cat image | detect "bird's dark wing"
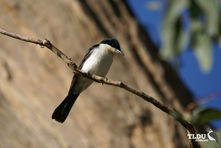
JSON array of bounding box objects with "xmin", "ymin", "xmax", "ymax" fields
[{"xmin": 79, "ymin": 44, "xmax": 99, "ymax": 69}]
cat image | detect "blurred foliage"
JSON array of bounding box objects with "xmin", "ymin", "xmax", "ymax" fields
[
  {"xmin": 191, "ymin": 107, "xmax": 221, "ymax": 125},
  {"xmin": 161, "ymin": 0, "xmax": 220, "ymax": 73},
  {"xmin": 183, "ymin": 106, "xmax": 221, "ymax": 126},
  {"xmin": 182, "ymin": 106, "xmax": 221, "ymax": 147},
  {"xmin": 146, "ymin": 1, "xmax": 162, "ymax": 10}
]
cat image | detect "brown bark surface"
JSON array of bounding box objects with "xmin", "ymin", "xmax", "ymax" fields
[{"xmin": 0, "ymin": 0, "xmax": 193, "ymax": 147}]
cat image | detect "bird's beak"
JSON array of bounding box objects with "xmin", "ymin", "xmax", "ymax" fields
[{"xmin": 115, "ymin": 49, "xmax": 124, "ymax": 56}]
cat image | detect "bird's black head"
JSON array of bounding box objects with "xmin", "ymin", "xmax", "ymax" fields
[{"xmin": 100, "ymin": 38, "xmax": 123, "ymax": 55}]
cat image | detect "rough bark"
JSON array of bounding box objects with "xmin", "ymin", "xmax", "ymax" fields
[{"xmin": 0, "ymin": 0, "xmax": 194, "ymax": 148}]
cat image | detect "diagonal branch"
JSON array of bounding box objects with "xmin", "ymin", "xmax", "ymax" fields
[{"xmin": 0, "ymin": 27, "xmax": 200, "ymax": 148}]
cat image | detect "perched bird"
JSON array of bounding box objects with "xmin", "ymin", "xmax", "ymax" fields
[{"xmin": 52, "ymin": 38, "xmax": 124, "ymax": 123}]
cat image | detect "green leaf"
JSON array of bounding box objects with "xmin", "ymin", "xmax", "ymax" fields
[
  {"xmin": 175, "ymin": 19, "xmax": 188, "ymax": 55},
  {"xmin": 190, "ymin": 18, "xmax": 203, "ymax": 37},
  {"xmin": 189, "ymin": 0, "xmax": 202, "ymax": 19},
  {"xmin": 193, "ymin": 32, "xmax": 212, "ymax": 73},
  {"xmin": 189, "ymin": 0, "xmax": 218, "ymax": 73},
  {"xmin": 160, "ymin": 0, "xmax": 188, "ymax": 59},
  {"xmin": 192, "ymin": 107, "xmax": 221, "ymax": 125},
  {"xmin": 195, "ymin": 0, "xmax": 219, "ymax": 37},
  {"xmin": 145, "ymin": 1, "xmax": 162, "ymax": 11}
]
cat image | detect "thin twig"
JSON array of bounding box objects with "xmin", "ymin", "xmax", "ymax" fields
[{"xmin": 0, "ymin": 27, "xmax": 200, "ymax": 148}]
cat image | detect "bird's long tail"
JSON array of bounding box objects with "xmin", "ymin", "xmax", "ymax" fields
[{"xmin": 52, "ymin": 93, "xmax": 79, "ymax": 123}]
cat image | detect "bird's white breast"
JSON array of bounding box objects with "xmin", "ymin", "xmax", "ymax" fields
[
  {"xmin": 81, "ymin": 44, "xmax": 113, "ymax": 77},
  {"xmin": 75, "ymin": 44, "xmax": 113, "ymax": 93}
]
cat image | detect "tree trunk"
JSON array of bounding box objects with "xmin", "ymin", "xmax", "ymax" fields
[{"xmin": 0, "ymin": 0, "xmax": 193, "ymax": 147}]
